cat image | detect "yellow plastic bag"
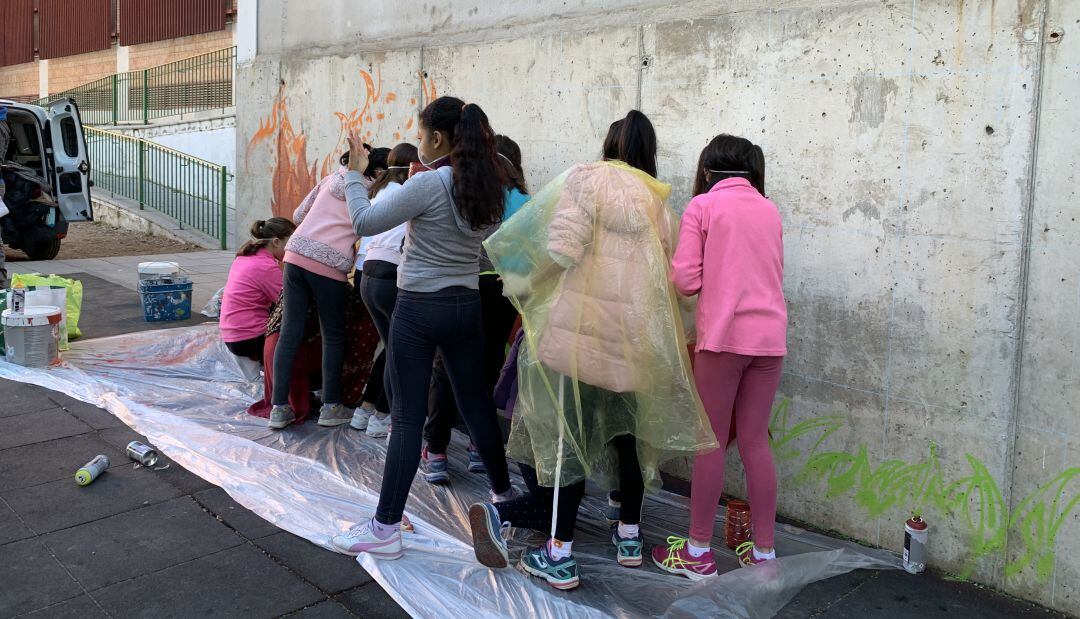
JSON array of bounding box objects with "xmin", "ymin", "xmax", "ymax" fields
[
  {"xmin": 12, "ymin": 274, "xmax": 83, "ymax": 339},
  {"xmin": 485, "ymin": 160, "xmax": 717, "ymax": 492}
]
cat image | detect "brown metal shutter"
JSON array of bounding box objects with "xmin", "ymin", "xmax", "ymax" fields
[
  {"xmin": 39, "ymin": 0, "xmax": 113, "ymax": 60},
  {"xmin": 0, "ymin": 0, "xmax": 36, "ymax": 67},
  {"xmin": 119, "ymin": 0, "xmax": 227, "ymax": 47}
]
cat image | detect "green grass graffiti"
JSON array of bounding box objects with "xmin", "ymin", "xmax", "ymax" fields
[{"xmin": 769, "ymin": 399, "xmax": 1080, "ymax": 581}]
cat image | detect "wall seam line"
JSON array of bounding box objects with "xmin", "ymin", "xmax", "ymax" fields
[{"xmin": 1002, "ymin": 0, "xmax": 1051, "ymax": 596}]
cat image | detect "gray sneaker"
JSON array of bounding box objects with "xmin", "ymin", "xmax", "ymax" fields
[
  {"xmin": 317, "ymin": 403, "xmax": 351, "ymax": 427},
  {"xmin": 269, "ymin": 405, "xmax": 296, "ymax": 430}
]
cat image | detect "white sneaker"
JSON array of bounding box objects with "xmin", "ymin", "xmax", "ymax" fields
[
  {"xmin": 350, "ymin": 405, "xmax": 374, "ymax": 431},
  {"xmin": 331, "ymin": 519, "xmax": 403, "ymax": 559},
  {"xmin": 366, "ymin": 413, "xmax": 391, "ymax": 438}
]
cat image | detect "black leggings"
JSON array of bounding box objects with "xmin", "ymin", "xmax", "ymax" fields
[
  {"xmin": 496, "ymin": 434, "xmax": 644, "ymax": 541},
  {"xmin": 272, "ymin": 264, "xmax": 347, "ymax": 405},
  {"xmin": 225, "ymin": 335, "xmax": 264, "ymax": 363},
  {"xmin": 375, "ymin": 287, "xmax": 511, "ymax": 524},
  {"xmin": 424, "ymin": 274, "xmax": 518, "ymax": 453}
]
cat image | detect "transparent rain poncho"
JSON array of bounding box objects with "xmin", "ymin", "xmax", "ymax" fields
[{"xmin": 486, "ymin": 160, "xmax": 718, "ymax": 492}]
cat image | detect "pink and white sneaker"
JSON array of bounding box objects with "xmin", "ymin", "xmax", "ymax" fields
[
  {"xmin": 331, "ymin": 518, "xmax": 403, "ymax": 559},
  {"xmin": 650, "ymin": 536, "xmax": 718, "ymax": 581}
]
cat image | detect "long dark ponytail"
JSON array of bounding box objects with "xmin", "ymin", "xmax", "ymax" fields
[
  {"xmin": 419, "ymin": 96, "xmax": 506, "ymax": 229},
  {"xmin": 601, "ymin": 110, "xmax": 657, "ymax": 178}
]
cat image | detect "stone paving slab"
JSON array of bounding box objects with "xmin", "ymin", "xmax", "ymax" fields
[
  {"xmin": 42, "ymin": 496, "xmax": 244, "ymax": 591},
  {"xmin": 194, "ymin": 486, "xmax": 283, "ymax": 540},
  {"xmin": 253, "ymin": 531, "xmax": 375, "ymax": 595},
  {"xmin": 22, "ymin": 593, "xmax": 108, "ymax": 618},
  {"xmin": 334, "ymin": 582, "xmax": 412, "ymax": 619},
  {"xmin": 0, "ymin": 537, "xmax": 85, "ymax": 616},
  {"xmin": 0, "ymin": 433, "xmax": 127, "ymax": 492},
  {"xmin": 49, "ymin": 395, "xmax": 130, "ymax": 430},
  {"xmin": 0, "ymin": 408, "xmax": 94, "ymax": 450},
  {"xmin": 91, "ymin": 544, "xmax": 326, "ymax": 618},
  {"xmin": 0, "ymin": 500, "xmax": 35, "ymax": 545},
  {"xmin": 2, "ymin": 462, "xmax": 185, "ymax": 534},
  {"xmin": 1, "ymin": 384, "xmax": 62, "ymax": 417},
  {"xmin": 282, "ymin": 599, "xmax": 357, "ymax": 618}
]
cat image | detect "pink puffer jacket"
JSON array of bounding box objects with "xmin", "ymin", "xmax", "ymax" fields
[{"xmin": 537, "ymin": 162, "xmax": 676, "ymax": 393}]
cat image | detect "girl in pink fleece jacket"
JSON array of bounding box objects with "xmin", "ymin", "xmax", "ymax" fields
[
  {"xmin": 652, "ymin": 135, "xmax": 787, "ymax": 579},
  {"xmin": 269, "ymin": 165, "xmax": 370, "ymax": 430}
]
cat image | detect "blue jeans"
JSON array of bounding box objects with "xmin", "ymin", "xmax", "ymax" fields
[{"xmin": 375, "ymin": 286, "xmax": 511, "ymax": 524}]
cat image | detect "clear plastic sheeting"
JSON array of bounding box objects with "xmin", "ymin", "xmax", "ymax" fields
[{"xmin": 0, "ymin": 325, "xmax": 900, "ymax": 618}]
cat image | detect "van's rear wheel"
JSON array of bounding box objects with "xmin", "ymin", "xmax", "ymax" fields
[{"xmin": 25, "ymin": 238, "xmax": 61, "ymax": 261}]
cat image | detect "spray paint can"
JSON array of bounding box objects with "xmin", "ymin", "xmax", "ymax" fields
[
  {"xmin": 11, "ymin": 288, "xmax": 25, "ymax": 314},
  {"xmin": 903, "ymin": 516, "xmax": 929, "ymax": 574},
  {"xmin": 125, "ymin": 441, "xmax": 159, "ymax": 467},
  {"xmin": 75, "ymin": 455, "xmax": 110, "ymax": 486}
]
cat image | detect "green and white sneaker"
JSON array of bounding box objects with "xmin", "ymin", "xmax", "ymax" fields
[
  {"xmin": 520, "ymin": 543, "xmax": 580, "ymax": 590},
  {"xmin": 611, "ymin": 523, "xmax": 643, "ymax": 567}
]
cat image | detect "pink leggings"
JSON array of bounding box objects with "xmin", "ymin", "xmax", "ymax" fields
[{"xmin": 689, "ymin": 351, "xmax": 783, "ymax": 547}]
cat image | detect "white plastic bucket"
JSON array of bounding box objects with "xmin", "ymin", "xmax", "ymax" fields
[
  {"xmin": 2, "ymin": 306, "xmax": 62, "ymax": 367},
  {"xmin": 137, "ymin": 261, "xmax": 181, "ymax": 281}
]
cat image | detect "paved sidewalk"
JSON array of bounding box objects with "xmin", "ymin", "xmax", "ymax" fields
[
  {"xmin": 6, "ymin": 250, "xmax": 234, "ymax": 311},
  {"xmin": 0, "ymin": 253, "xmax": 1071, "ymax": 618}
]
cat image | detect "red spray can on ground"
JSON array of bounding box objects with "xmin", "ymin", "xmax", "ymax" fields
[{"xmin": 903, "ymin": 516, "xmax": 928, "ymax": 574}]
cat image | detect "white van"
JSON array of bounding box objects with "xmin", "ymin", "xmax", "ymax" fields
[{"xmin": 1, "ymin": 98, "xmax": 93, "ymax": 260}]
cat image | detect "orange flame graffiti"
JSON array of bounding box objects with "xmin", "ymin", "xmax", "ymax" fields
[{"xmin": 247, "ymin": 69, "xmax": 434, "ymax": 219}]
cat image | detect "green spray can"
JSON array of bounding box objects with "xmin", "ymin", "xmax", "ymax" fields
[{"xmin": 75, "ymin": 455, "xmax": 109, "ymax": 486}]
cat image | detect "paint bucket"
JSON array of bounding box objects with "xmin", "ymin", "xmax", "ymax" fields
[
  {"xmin": 138, "ymin": 277, "xmax": 193, "ymax": 322},
  {"xmin": 904, "ymin": 516, "xmax": 928, "ymax": 574},
  {"xmin": 2, "ymin": 306, "xmax": 62, "ymax": 367},
  {"xmin": 137, "ymin": 261, "xmax": 180, "ymax": 282},
  {"xmin": 725, "ymin": 499, "xmax": 753, "ymax": 550}
]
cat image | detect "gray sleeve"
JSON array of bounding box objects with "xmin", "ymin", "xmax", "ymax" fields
[{"xmin": 346, "ymin": 170, "xmax": 433, "ymax": 236}]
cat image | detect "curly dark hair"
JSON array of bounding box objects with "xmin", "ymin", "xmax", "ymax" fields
[{"xmin": 419, "ymin": 96, "xmax": 506, "ymax": 229}]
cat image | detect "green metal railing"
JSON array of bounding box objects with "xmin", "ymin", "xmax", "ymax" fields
[
  {"xmin": 35, "ymin": 47, "xmax": 235, "ymax": 126},
  {"xmin": 86, "ymin": 126, "xmax": 228, "ymax": 249}
]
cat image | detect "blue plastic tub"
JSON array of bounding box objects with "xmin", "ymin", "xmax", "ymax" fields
[{"xmin": 138, "ymin": 278, "xmax": 193, "ymax": 322}]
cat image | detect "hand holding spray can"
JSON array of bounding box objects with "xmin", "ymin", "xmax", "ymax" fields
[
  {"xmin": 75, "ymin": 455, "xmax": 109, "ymax": 486},
  {"xmin": 903, "ymin": 516, "xmax": 928, "ymax": 574}
]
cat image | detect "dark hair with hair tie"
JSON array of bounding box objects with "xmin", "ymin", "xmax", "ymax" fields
[
  {"xmin": 601, "ymin": 110, "xmax": 658, "ymax": 178},
  {"xmin": 368, "ymin": 143, "xmax": 420, "ymax": 199},
  {"xmin": 419, "ymin": 96, "xmax": 506, "ymax": 229},
  {"xmin": 692, "ymin": 134, "xmax": 765, "ymax": 196},
  {"xmin": 236, "ymin": 217, "xmax": 296, "ymax": 257}
]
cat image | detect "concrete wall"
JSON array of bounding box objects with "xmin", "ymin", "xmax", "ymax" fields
[{"xmin": 236, "ymin": 1, "xmax": 1080, "ymax": 613}]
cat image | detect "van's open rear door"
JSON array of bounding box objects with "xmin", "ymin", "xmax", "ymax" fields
[{"xmin": 47, "ymin": 99, "xmax": 93, "ymax": 221}]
